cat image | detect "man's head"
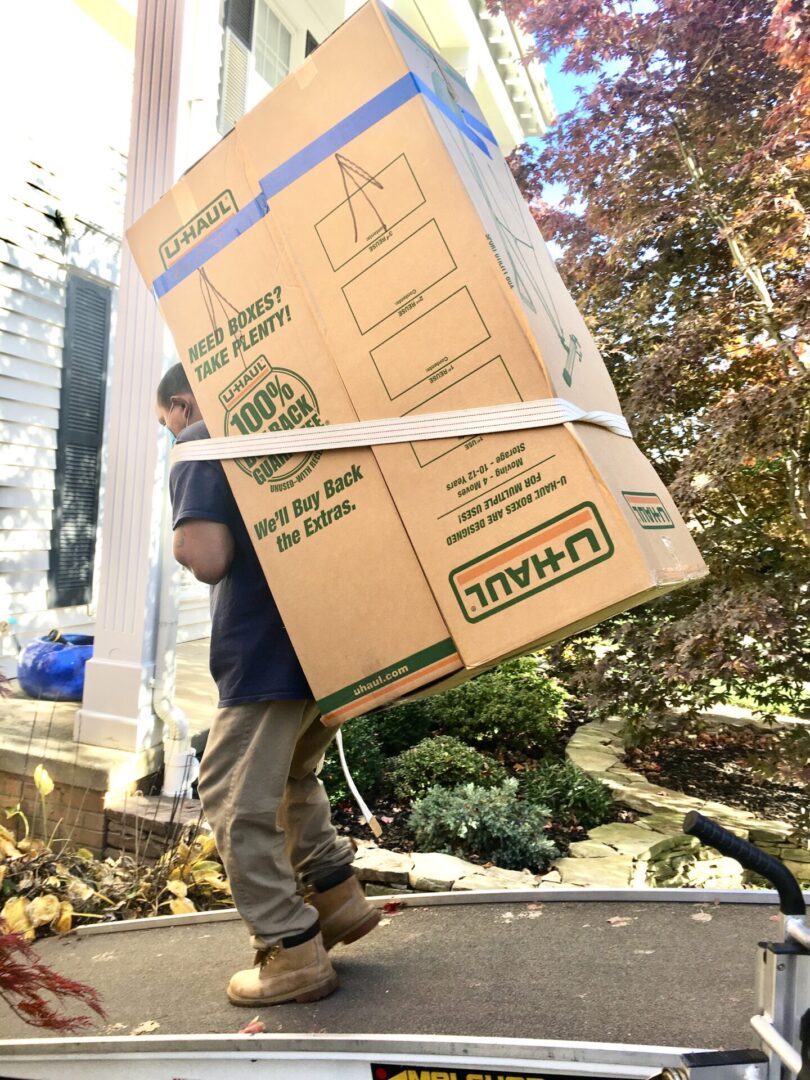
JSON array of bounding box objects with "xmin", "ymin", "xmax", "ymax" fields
[{"xmin": 156, "ymin": 363, "xmax": 202, "ymax": 438}]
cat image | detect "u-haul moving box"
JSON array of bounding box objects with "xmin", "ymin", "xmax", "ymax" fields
[{"xmin": 128, "ymin": 0, "xmax": 706, "ymax": 724}]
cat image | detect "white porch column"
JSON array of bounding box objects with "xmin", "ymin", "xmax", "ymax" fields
[{"xmin": 76, "ymin": 0, "xmax": 186, "ymax": 752}]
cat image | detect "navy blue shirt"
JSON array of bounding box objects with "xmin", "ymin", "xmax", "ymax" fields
[{"xmin": 170, "ymin": 421, "xmax": 311, "ymax": 707}]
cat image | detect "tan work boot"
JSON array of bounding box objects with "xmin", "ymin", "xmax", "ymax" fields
[
  {"xmin": 307, "ymin": 874, "xmax": 380, "ymax": 951},
  {"xmin": 227, "ymin": 931, "xmax": 338, "ymax": 1006}
]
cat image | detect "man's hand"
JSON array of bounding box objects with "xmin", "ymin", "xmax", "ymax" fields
[{"xmin": 173, "ymin": 520, "xmax": 235, "ymax": 585}]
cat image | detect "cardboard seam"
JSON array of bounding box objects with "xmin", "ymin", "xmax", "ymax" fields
[{"xmin": 563, "ymin": 418, "xmax": 650, "ymax": 582}]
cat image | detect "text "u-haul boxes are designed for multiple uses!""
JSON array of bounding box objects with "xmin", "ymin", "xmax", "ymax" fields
[{"xmin": 128, "ymin": 0, "xmax": 707, "ymax": 724}]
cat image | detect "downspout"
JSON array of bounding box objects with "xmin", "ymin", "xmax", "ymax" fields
[{"xmin": 153, "ymin": 481, "xmax": 200, "ymax": 798}]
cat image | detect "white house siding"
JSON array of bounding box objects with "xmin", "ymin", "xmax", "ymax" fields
[{"xmin": 0, "ymin": 1, "xmax": 210, "ymax": 678}]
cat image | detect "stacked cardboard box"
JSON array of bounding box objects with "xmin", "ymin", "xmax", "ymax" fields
[{"xmin": 128, "ymin": 0, "xmax": 706, "ymax": 724}]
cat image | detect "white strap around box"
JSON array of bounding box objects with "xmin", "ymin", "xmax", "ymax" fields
[
  {"xmin": 171, "ymin": 398, "xmax": 631, "ymax": 464},
  {"xmin": 170, "ymin": 396, "xmax": 630, "ymax": 836}
]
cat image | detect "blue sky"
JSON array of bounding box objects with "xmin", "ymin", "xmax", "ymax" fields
[
  {"xmin": 526, "ymin": 51, "xmax": 587, "ymax": 208},
  {"xmin": 543, "ymin": 50, "xmax": 591, "ymax": 118},
  {"xmin": 542, "ymin": 49, "xmax": 628, "ymax": 119},
  {"xmin": 530, "ymin": 51, "xmax": 612, "ymax": 209}
]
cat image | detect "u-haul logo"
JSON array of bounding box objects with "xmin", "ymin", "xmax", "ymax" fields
[
  {"xmin": 622, "ymin": 490, "xmax": 674, "ymax": 530},
  {"xmin": 449, "ymin": 502, "xmax": 614, "ymax": 623},
  {"xmin": 159, "ymin": 190, "xmax": 238, "ymax": 269},
  {"xmin": 219, "ymin": 354, "xmax": 323, "ymax": 490}
]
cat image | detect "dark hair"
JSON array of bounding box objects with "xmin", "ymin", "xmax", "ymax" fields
[{"xmin": 156, "ymin": 362, "xmax": 192, "ymax": 408}]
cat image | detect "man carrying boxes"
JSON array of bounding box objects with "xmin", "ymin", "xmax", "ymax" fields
[
  {"xmin": 156, "ymin": 364, "xmax": 379, "ymax": 1007},
  {"xmin": 135, "ymin": 0, "xmax": 708, "ymax": 1005}
]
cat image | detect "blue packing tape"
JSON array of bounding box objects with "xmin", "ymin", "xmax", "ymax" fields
[
  {"xmin": 153, "ymin": 193, "xmax": 269, "ymax": 299},
  {"xmin": 458, "ymin": 106, "xmax": 499, "ymax": 147},
  {"xmin": 152, "ymin": 73, "xmax": 497, "ymax": 298},
  {"xmin": 259, "ymin": 72, "xmax": 492, "ymax": 203},
  {"xmin": 409, "ymin": 73, "xmax": 493, "ymax": 157},
  {"xmin": 259, "ymin": 73, "xmax": 420, "ymax": 200}
]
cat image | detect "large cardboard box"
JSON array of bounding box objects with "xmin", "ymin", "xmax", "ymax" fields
[{"xmin": 128, "ymin": 0, "xmax": 706, "ymax": 724}]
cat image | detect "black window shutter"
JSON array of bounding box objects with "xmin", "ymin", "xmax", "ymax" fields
[
  {"xmin": 226, "ymin": 0, "xmax": 253, "ymax": 46},
  {"xmin": 217, "ymin": 0, "xmax": 255, "ymax": 135},
  {"xmin": 48, "ymin": 273, "xmax": 110, "ymax": 609}
]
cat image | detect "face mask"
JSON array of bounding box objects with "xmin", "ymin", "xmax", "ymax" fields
[{"xmin": 162, "ymin": 399, "xmax": 186, "ymax": 446}]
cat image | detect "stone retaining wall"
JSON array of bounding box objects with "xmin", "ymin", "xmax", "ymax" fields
[
  {"xmin": 346, "ymin": 718, "xmax": 808, "ymax": 895},
  {"xmin": 561, "ymin": 719, "xmax": 809, "ymax": 890}
]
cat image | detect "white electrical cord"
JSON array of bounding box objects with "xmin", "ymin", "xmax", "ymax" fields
[{"xmin": 335, "ymin": 727, "xmax": 382, "ymax": 838}]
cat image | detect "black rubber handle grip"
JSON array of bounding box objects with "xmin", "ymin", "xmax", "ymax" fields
[{"xmin": 683, "ymin": 811, "xmax": 806, "ymax": 916}]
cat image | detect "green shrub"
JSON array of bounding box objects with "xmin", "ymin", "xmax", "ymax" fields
[
  {"xmin": 408, "ymin": 778, "xmax": 557, "ymax": 871},
  {"xmin": 522, "ymin": 759, "xmax": 614, "ymax": 829},
  {"xmin": 424, "ymin": 656, "xmax": 568, "ymax": 757},
  {"xmin": 319, "ymin": 717, "xmax": 385, "ymax": 803},
  {"xmin": 369, "ymin": 698, "xmax": 435, "ymax": 758},
  {"xmin": 389, "ymin": 736, "xmax": 507, "ymax": 801}
]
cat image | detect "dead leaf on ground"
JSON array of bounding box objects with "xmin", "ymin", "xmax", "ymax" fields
[
  {"xmin": 66, "ymin": 877, "xmax": 95, "ymax": 904},
  {"xmin": 0, "ymin": 837, "xmax": 21, "ymax": 860},
  {"xmin": 26, "ymin": 893, "xmax": 60, "ymax": 927},
  {"xmin": 239, "ymin": 1016, "xmax": 266, "ymax": 1035},
  {"xmin": 1, "ymin": 895, "xmax": 34, "ymax": 940},
  {"xmin": 381, "ymin": 901, "xmax": 403, "ymax": 915},
  {"xmin": 691, "ymin": 911, "xmax": 713, "ymax": 923},
  {"xmin": 607, "ymin": 916, "xmax": 632, "ymax": 927},
  {"xmin": 168, "ymin": 896, "xmax": 197, "ymax": 915},
  {"xmin": 131, "ymin": 1020, "xmax": 160, "ymax": 1036},
  {"xmin": 52, "ymin": 900, "xmax": 73, "ymax": 934}
]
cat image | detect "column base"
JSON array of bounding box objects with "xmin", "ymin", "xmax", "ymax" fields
[
  {"xmin": 77, "ymin": 655, "xmax": 161, "ymax": 752},
  {"xmin": 74, "ymin": 703, "xmax": 162, "ymax": 753}
]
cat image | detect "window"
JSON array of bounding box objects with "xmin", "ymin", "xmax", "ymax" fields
[
  {"xmin": 253, "ymin": 2, "xmax": 291, "ymax": 89},
  {"xmin": 217, "ymin": 0, "xmax": 296, "ymax": 135},
  {"xmin": 217, "ymin": 0, "xmax": 254, "ymax": 135},
  {"xmin": 48, "ymin": 273, "xmax": 110, "ymax": 608}
]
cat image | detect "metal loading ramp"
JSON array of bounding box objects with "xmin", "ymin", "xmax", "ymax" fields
[{"xmin": 0, "ymin": 889, "xmax": 788, "ymax": 1080}]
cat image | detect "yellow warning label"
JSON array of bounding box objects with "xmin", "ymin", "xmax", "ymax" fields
[{"xmin": 375, "ymin": 1069, "xmax": 560, "ymax": 1080}]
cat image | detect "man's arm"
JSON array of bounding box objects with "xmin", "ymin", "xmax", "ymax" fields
[{"xmin": 173, "ymin": 519, "xmax": 235, "ymax": 585}]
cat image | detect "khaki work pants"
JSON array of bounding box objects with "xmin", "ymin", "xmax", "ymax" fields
[{"xmin": 197, "ymin": 699, "xmax": 355, "ymax": 947}]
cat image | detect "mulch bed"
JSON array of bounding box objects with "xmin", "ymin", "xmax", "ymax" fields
[
  {"xmin": 334, "ymin": 796, "xmax": 418, "ymax": 854},
  {"xmin": 624, "ymin": 726, "xmax": 809, "ymax": 830}
]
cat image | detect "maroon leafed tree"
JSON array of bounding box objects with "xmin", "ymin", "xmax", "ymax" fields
[
  {"xmin": 0, "ymin": 932, "xmax": 106, "ymax": 1033},
  {"xmin": 498, "ymin": 0, "xmax": 809, "ymax": 734}
]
